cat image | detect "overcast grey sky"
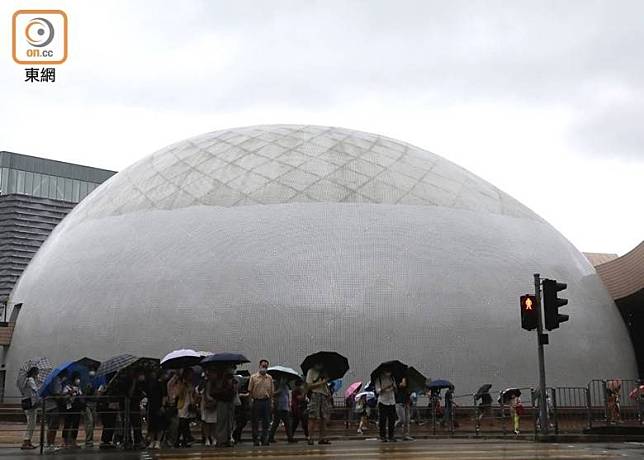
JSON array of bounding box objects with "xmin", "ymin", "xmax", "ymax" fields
[{"xmin": 1, "ymin": 0, "xmax": 642, "ymax": 254}]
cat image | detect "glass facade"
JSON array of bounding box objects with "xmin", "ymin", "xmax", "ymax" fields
[{"xmin": 0, "ymin": 167, "xmax": 100, "ymax": 203}]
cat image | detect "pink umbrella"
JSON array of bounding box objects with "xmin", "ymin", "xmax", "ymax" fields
[
  {"xmin": 629, "ymin": 385, "xmax": 644, "ymax": 400},
  {"xmin": 345, "ymin": 381, "xmax": 363, "ymax": 399}
]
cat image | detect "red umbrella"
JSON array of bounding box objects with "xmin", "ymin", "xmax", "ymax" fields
[{"xmin": 345, "ymin": 381, "xmax": 362, "ymax": 399}]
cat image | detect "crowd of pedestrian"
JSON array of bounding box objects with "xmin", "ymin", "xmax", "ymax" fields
[{"xmin": 17, "ymin": 352, "xmax": 537, "ymax": 451}]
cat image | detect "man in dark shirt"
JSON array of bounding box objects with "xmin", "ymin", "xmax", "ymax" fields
[{"xmin": 118, "ymin": 368, "xmax": 146, "ymax": 449}]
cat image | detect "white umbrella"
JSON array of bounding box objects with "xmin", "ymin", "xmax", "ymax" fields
[
  {"xmin": 354, "ymin": 391, "xmax": 376, "ymax": 402},
  {"xmin": 161, "ymin": 349, "xmax": 202, "ymax": 369},
  {"xmin": 267, "ymin": 365, "xmax": 301, "ymax": 381}
]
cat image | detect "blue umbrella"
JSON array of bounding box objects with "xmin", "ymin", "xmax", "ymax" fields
[
  {"xmin": 200, "ymin": 352, "xmax": 250, "ymax": 366},
  {"xmin": 328, "ymin": 378, "xmax": 343, "ymax": 395},
  {"xmin": 427, "ymin": 379, "xmax": 453, "ymax": 390},
  {"xmin": 39, "ymin": 360, "xmax": 98, "ymax": 397}
]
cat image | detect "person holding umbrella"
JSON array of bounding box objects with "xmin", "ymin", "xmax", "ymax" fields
[
  {"xmin": 19, "ymin": 367, "xmax": 40, "ymax": 450},
  {"xmin": 210, "ymin": 365, "xmax": 237, "ymax": 448},
  {"xmin": 375, "ymin": 369, "xmax": 397, "ymax": 442},
  {"xmin": 269, "ymin": 376, "xmax": 296, "ymax": 443},
  {"xmin": 395, "ymin": 376, "xmax": 414, "ymax": 440},
  {"xmin": 61, "ymin": 371, "xmax": 84, "ymax": 448},
  {"xmin": 82, "ymin": 363, "xmax": 102, "ymax": 449},
  {"xmin": 46, "ymin": 368, "xmax": 68, "ymax": 450},
  {"xmin": 248, "ymin": 359, "xmax": 273, "ymax": 446},
  {"xmin": 305, "ymin": 362, "xmax": 332, "ymax": 445},
  {"xmin": 168, "ymin": 368, "xmax": 196, "ymax": 447},
  {"xmin": 290, "ymin": 379, "xmax": 309, "ymax": 439}
]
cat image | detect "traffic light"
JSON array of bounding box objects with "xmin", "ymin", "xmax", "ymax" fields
[
  {"xmin": 520, "ymin": 294, "xmax": 538, "ymax": 330},
  {"xmin": 543, "ymin": 279, "xmax": 568, "ymax": 330}
]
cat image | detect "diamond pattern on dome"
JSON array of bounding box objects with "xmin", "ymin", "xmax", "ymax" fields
[{"xmin": 69, "ymin": 125, "xmax": 541, "ymax": 223}]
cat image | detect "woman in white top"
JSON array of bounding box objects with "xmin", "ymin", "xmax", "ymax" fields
[
  {"xmin": 200, "ymin": 371, "xmax": 217, "ymax": 446},
  {"xmin": 20, "ymin": 367, "xmax": 40, "ymax": 450},
  {"xmin": 375, "ymin": 371, "xmax": 397, "ymax": 442}
]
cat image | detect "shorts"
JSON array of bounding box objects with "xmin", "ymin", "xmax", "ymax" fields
[{"xmin": 308, "ymin": 393, "xmax": 330, "ymax": 420}]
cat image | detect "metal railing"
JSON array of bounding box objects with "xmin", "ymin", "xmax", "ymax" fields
[{"xmin": 2, "ymin": 378, "xmax": 643, "ymax": 451}]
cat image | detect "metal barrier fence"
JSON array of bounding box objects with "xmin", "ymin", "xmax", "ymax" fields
[
  {"xmin": 588, "ymin": 379, "xmax": 644, "ymax": 426},
  {"xmin": 2, "ymin": 379, "xmax": 643, "ymax": 451},
  {"xmin": 36, "ymin": 395, "xmax": 128, "ymax": 453}
]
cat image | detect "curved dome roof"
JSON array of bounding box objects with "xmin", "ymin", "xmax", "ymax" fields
[
  {"xmin": 5, "ymin": 124, "xmax": 636, "ymax": 398},
  {"xmin": 72, "ymin": 125, "xmax": 539, "ymax": 225}
]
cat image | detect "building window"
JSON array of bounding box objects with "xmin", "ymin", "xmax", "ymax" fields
[
  {"xmin": 24, "ymin": 172, "xmax": 34, "ymax": 196},
  {"xmin": 72, "ymin": 180, "xmax": 80, "ymax": 202}
]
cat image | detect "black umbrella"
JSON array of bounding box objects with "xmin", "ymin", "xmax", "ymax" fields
[
  {"xmin": 406, "ymin": 367, "xmax": 429, "ymax": 393},
  {"xmin": 498, "ymin": 387, "xmax": 521, "ymax": 403},
  {"xmin": 201, "ymin": 352, "xmax": 250, "ymax": 366},
  {"xmin": 475, "ymin": 383, "xmax": 492, "ymax": 399},
  {"xmin": 370, "ymin": 360, "xmax": 408, "ymax": 383},
  {"xmin": 301, "ymin": 351, "xmax": 349, "ymax": 381},
  {"xmin": 74, "ymin": 357, "xmax": 101, "ymax": 370}
]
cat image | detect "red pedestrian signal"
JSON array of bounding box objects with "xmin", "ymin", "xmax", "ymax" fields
[{"xmin": 520, "ymin": 294, "xmax": 538, "ymax": 331}]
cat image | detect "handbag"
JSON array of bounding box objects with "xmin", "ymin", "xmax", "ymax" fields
[
  {"xmin": 21, "ymin": 398, "xmax": 33, "ymax": 410},
  {"xmin": 515, "ymin": 403, "xmax": 525, "ymax": 416}
]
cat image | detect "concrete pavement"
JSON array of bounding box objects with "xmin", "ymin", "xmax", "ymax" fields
[{"xmin": 1, "ymin": 439, "xmax": 644, "ymax": 459}]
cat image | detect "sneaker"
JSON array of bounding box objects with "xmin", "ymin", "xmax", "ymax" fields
[
  {"xmin": 380, "ymin": 437, "xmax": 388, "ymax": 442},
  {"xmin": 318, "ymin": 439, "xmax": 331, "ymax": 445},
  {"xmin": 403, "ymin": 435, "xmax": 415, "ymax": 441},
  {"xmin": 287, "ymin": 438, "xmax": 298, "ymax": 443},
  {"xmin": 307, "ymin": 438, "xmax": 314, "ymax": 445},
  {"xmin": 205, "ymin": 439, "xmax": 211, "ymax": 446},
  {"xmin": 20, "ymin": 441, "xmax": 36, "ymax": 450},
  {"xmin": 388, "ymin": 438, "xmax": 397, "ymax": 442},
  {"xmin": 514, "ymin": 430, "xmax": 520, "ymax": 435},
  {"xmin": 253, "ymin": 440, "xmax": 260, "ymax": 446},
  {"xmin": 357, "ymin": 428, "xmax": 363, "ymax": 434}
]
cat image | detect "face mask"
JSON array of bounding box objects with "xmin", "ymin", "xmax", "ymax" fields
[
  {"xmin": 259, "ymin": 368, "xmax": 267, "ymax": 375},
  {"xmin": 74, "ymin": 379, "xmax": 81, "ymax": 385},
  {"xmin": 88, "ymin": 371, "xmax": 96, "ymax": 377}
]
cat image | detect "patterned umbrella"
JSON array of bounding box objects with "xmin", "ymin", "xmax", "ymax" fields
[
  {"xmin": 17, "ymin": 357, "xmax": 52, "ymax": 390},
  {"xmin": 98, "ymin": 354, "xmax": 159, "ymax": 392},
  {"xmin": 97, "ymin": 354, "xmax": 138, "ymax": 378}
]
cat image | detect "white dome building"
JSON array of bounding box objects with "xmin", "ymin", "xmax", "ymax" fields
[{"xmin": 4, "ymin": 125, "xmax": 636, "ymax": 395}]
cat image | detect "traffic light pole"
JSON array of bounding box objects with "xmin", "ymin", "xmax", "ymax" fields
[{"xmin": 534, "ymin": 273, "xmax": 549, "ymax": 434}]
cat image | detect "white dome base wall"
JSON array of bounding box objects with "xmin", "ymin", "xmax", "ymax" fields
[{"xmin": 5, "ymin": 203, "xmax": 635, "ymax": 396}]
